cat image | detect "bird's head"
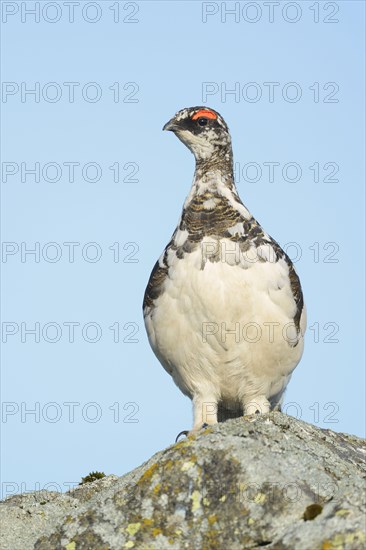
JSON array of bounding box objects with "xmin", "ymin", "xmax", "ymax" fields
[{"xmin": 163, "ymin": 106, "xmax": 232, "ymax": 162}]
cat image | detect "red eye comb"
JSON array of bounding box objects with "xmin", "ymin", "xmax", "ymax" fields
[{"xmin": 192, "ymin": 110, "xmax": 217, "ymax": 120}]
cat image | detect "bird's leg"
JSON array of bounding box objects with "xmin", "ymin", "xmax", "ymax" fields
[
  {"xmin": 192, "ymin": 393, "xmax": 218, "ymax": 432},
  {"xmin": 272, "ymin": 400, "xmax": 283, "ymax": 412},
  {"xmin": 243, "ymin": 396, "xmax": 270, "ymax": 416},
  {"xmin": 175, "ymin": 394, "xmax": 218, "ymax": 442}
]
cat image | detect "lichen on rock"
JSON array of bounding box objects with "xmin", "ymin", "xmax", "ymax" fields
[{"xmin": 1, "ymin": 413, "xmax": 365, "ymax": 550}]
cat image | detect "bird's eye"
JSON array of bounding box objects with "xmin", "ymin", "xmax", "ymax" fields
[{"xmin": 197, "ymin": 117, "xmax": 208, "ymax": 126}]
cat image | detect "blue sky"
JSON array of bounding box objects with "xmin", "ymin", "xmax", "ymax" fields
[{"xmin": 1, "ymin": 0, "xmax": 365, "ymax": 498}]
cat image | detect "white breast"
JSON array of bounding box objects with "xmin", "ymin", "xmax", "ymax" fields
[{"xmin": 144, "ymin": 238, "xmax": 305, "ymax": 409}]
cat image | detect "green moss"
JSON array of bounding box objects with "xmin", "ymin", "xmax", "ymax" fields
[
  {"xmin": 303, "ymin": 503, "xmax": 323, "ymax": 521},
  {"xmin": 79, "ymin": 471, "xmax": 106, "ymax": 485}
]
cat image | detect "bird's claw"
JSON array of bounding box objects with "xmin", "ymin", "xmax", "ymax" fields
[
  {"xmin": 175, "ymin": 430, "xmax": 189, "ymax": 443},
  {"xmin": 175, "ymin": 423, "xmax": 211, "ymax": 442}
]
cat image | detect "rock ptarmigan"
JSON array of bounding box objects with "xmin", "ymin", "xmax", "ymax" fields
[{"xmin": 143, "ymin": 107, "xmax": 306, "ymax": 433}]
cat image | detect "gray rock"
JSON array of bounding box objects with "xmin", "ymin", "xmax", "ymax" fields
[{"xmin": 1, "ymin": 413, "xmax": 365, "ymax": 549}]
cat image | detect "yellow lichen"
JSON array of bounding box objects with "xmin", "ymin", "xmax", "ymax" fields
[
  {"xmin": 65, "ymin": 543, "xmax": 76, "ymax": 550},
  {"xmin": 138, "ymin": 463, "xmax": 158, "ymax": 485},
  {"xmin": 191, "ymin": 490, "xmax": 201, "ymax": 512},
  {"xmin": 143, "ymin": 518, "xmax": 153, "ymax": 527},
  {"xmin": 247, "ymin": 518, "xmax": 255, "ymax": 526},
  {"xmin": 152, "ymin": 528, "xmax": 162, "ymax": 537},
  {"xmin": 335, "ymin": 509, "xmax": 351, "ymax": 517},
  {"xmin": 219, "ymin": 495, "xmax": 227, "ymax": 502},
  {"xmin": 254, "ymin": 493, "xmax": 266, "ymax": 504},
  {"xmin": 202, "ymin": 427, "xmax": 213, "ymax": 434},
  {"xmin": 124, "ymin": 542, "xmax": 134, "ymax": 549},
  {"xmin": 182, "ymin": 461, "xmax": 195, "ymax": 472},
  {"xmin": 322, "ymin": 530, "xmax": 366, "ymax": 549},
  {"xmin": 174, "ymin": 439, "xmax": 192, "ymax": 451},
  {"xmin": 64, "ymin": 515, "xmax": 73, "ymax": 524},
  {"xmin": 203, "ymin": 527, "xmax": 220, "ymax": 549},
  {"xmin": 126, "ymin": 523, "xmax": 141, "ymax": 536},
  {"xmin": 153, "ymin": 483, "xmax": 161, "ymax": 494},
  {"xmin": 203, "ymin": 497, "xmax": 210, "ymax": 506},
  {"xmin": 208, "ymin": 514, "xmax": 217, "ymax": 525}
]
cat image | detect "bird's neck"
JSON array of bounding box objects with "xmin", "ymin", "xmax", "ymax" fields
[{"xmin": 185, "ymin": 146, "xmax": 240, "ymax": 205}]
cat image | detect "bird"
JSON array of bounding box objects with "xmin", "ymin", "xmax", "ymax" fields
[{"xmin": 143, "ymin": 106, "xmax": 306, "ymax": 434}]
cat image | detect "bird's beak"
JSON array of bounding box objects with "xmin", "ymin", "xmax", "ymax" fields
[{"xmin": 163, "ymin": 117, "xmax": 178, "ymax": 132}]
